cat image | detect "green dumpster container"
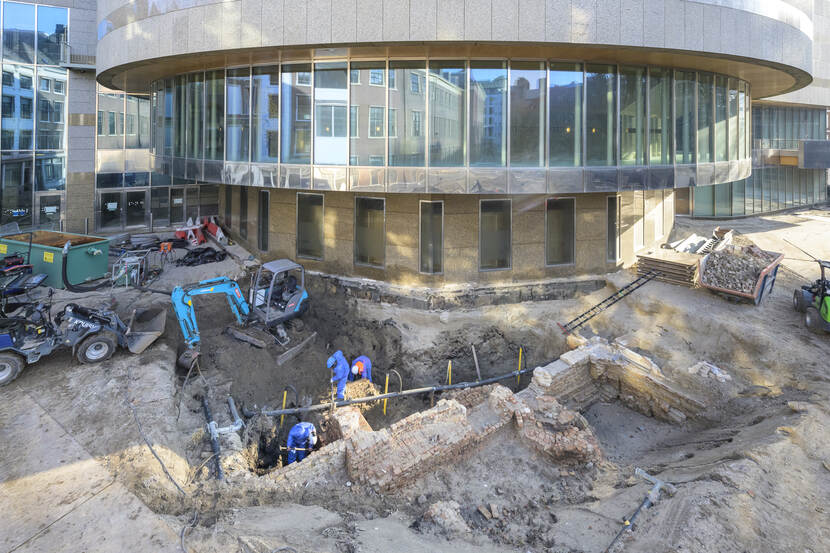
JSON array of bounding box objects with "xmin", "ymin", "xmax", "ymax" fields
[{"xmin": 0, "ymin": 231, "xmax": 110, "ymax": 289}]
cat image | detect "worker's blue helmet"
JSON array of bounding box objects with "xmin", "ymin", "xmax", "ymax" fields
[{"xmin": 326, "ymin": 356, "xmax": 335, "ymax": 369}]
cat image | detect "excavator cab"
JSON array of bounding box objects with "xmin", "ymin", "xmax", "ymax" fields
[{"xmin": 249, "ymin": 259, "xmax": 309, "ymax": 327}]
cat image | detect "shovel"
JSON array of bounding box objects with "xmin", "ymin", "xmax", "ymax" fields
[{"xmin": 124, "ymin": 306, "xmax": 167, "ymax": 354}]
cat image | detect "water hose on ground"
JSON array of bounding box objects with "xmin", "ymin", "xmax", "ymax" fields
[{"xmin": 202, "ymin": 397, "xmax": 224, "ymax": 480}]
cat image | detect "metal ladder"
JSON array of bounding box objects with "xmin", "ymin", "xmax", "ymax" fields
[{"xmin": 558, "ymin": 270, "xmax": 661, "ymax": 334}]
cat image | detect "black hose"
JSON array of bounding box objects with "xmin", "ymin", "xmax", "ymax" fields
[
  {"xmin": 61, "ymin": 241, "xmax": 111, "ymax": 292},
  {"xmin": 201, "ymin": 397, "xmax": 224, "ymax": 480}
]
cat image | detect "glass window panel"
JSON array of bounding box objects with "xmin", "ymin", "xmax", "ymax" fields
[
  {"xmin": 732, "ymin": 179, "xmax": 745, "ymax": 216},
  {"xmin": 693, "ymin": 185, "xmax": 714, "ymax": 216},
  {"xmin": 170, "ymin": 187, "xmax": 184, "ymax": 223},
  {"xmin": 36, "ymin": 6, "xmax": 67, "ymax": 65},
  {"xmin": 125, "ymin": 190, "xmax": 146, "ymax": 227},
  {"xmin": 715, "ymin": 75, "xmax": 728, "ymax": 162},
  {"xmin": 698, "ymin": 73, "xmax": 714, "ymax": 163},
  {"xmin": 95, "ymin": 173, "xmax": 121, "ymax": 188},
  {"xmin": 620, "ymin": 66, "xmax": 646, "ymax": 166},
  {"xmin": 252, "ymin": 65, "xmax": 279, "ymax": 163},
  {"xmin": 738, "ymin": 83, "xmax": 746, "ymax": 160},
  {"xmin": 205, "ymin": 70, "xmax": 224, "ymax": 161},
  {"xmin": 313, "ymin": 62, "xmax": 347, "ymax": 165},
  {"xmin": 469, "ymin": 61, "xmax": 506, "ymax": 167},
  {"xmin": 35, "ymin": 151, "xmax": 64, "ymax": 190},
  {"xmin": 675, "ymin": 71, "xmax": 696, "ymax": 164},
  {"xmin": 174, "ymin": 75, "xmax": 186, "ymax": 157},
  {"xmin": 389, "ymin": 61, "xmax": 426, "ymax": 166},
  {"xmin": 728, "ymin": 80, "xmax": 738, "ymax": 161},
  {"xmin": 585, "ymin": 64, "xmax": 616, "ymax": 166},
  {"xmin": 2, "ymin": 64, "xmax": 35, "ymax": 150},
  {"xmin": 546, "ymin": 198, "xmax": 574, "ymax": 265},
  {"xmin": 479, "ymin": 199, "xmax": 511, "ymax": 270},
  {"xmin": 124, "ymin": 172, "xmax": 149, "ymax": 187},
  {"xmin": 36, "ymin": 67, "xmax": 66, "ymax": 149},
  {"xmin": 226, "ymin": 67, "xmax": 250, "ymax": 162},
  {"xmin": 429, "ymin": 61, "xmax": 466, "ymax": 167},
  {"xmin": 151, "ymin": 187, "xmax": 170, "ymax": 227},
  {"xmin": 1, "ymin": 152, "xmax": 33, "ymax": 226},
  {"xmin": 648, "ymin": 67, "xmax": 672, "ymax": 165},
  {"xmin": 125, "ymin": 94, "xmax": 150, "ymax": 149},
  {"xmin": 99, "ymin": 191, "xmax": 122, "ymax": 230},
  {"xmin": 715, "ymin": 182, "xmax": 731, "ymax": 216},
  {"xmin": 4, "ymin": 2, "xmax": 35, "ymax": 64},
  {"xmin": 184, "ymin": 73, "xmax": 203, "ymax": 158},
  {"xmin": 355, "ymin": 197, "xmax": 385, "ymax": 266},
  {"xmin": 419, "ymin": 201, "xmax": 443, "ymax": 273},
  {"xmin": 606, "ymin": 195, "xmax": 619, "ymax": 261},
  {"xmin": 281, "ymin": 64, "xmax": 311, "ymax": 164},
  {"xmin": 37, "ymin": 194, "xmax": 60, "ymax": 229},
  {"xmin": 510, "ymin": 61, "xmax": 545, "ymax": 167},
  {"xmin": 297, "ymin": 192, "xmax": 324, "ymax": 259},
  {"xmin": 257, "ymin": 190, "xmax": 269, "ymax": 251},
  {"xmin": 549, "ymin": 62, "xmax": 583, "ymax": 167},
  {"xmin": 350, "ymin": 61, "xmax": 385, "ymax": 166}
]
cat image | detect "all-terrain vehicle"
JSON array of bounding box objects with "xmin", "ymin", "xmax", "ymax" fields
[
  {"xmin": 0, "ymin": 297, "xmax": 166, "ymax": 386},
  {"xmin": 793, "ymin": 260, "xmax": 830, "ymax": 334}
]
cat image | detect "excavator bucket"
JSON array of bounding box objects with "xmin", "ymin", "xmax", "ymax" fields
[{"xmin": 124, "ymin": 307, "xmax": 167, "ymax": 354}]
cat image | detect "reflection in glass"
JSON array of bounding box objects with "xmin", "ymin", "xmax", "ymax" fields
[
  {"xmin": 125, "ymin": 190, "xmax": 146, "ymax": 227},
  {"xmin": 389, "ymin": 61, "xmax": 426, "ymax": 166},
  {"xmin": 174, "ymin": 75, "xmax": 186, "ymax": 157},
  {"xmin": 419, "ymin": 201, "xmax": 442, "ymax": 273},
  {"xmin": 37, "ymin": 195, "xmax": 61, "ymax": 228},
  {"xmin": 606, "ymin": 195, "xmax": 619, "ymax": 261},
  {"xmin": 620, "ymin": 66, "xmax": 645, "ymax": 166},
  {"xmin": 350, "ymin": 61, "xmax": 385, "ymax": 166},
  {"xmin": 510, "ymin": 62, "xmax": 545, "ymax": 167},
  {"xmin": 469, "ymin": 61, "xmax": 506, "ymax": 167},
  {"xmin": 354, "ymin": 197, "xmax": 384, "ymax": 266},
  {"xmin": 36, "ymin": 66, "xmax": 66, "ymax": 150},
  {"xmin": 728, "ymin": 79, "xmax": 738, "ymax": 161},
  {"xmin": 170, "ymin": 187, "xmax": 184, "ymax": 223},
  {"xmin": 281, "ymin": 64, "xmax": 311, "ymax": 164},
  {"xmin": 205, "ymin": 70, "xmax": 224, "ymax": 160},
  {"xmin": 549, "ymin": 63, "xmax": 582, "ymax": 167},
  {"xmin": 200, "ymin": 184, "xmax": 219, "ymax": 216},
  {"xmin": 126, "ymin": 94, "xmax": 151, "ymax": 149},
  {"xmin": 1, "ymin": 152, "xmax": 32, "ymax": 226},
  {"xmin": 252, "ymin": 66, "xmax": 279, "ymax": 163},
  {"xmin": 649, "ymin": 68, "xmax": 672, "ymax": 165},
  {"xmin": 2, "ymin": 64, "xmax": 35, "ymax": 150},
  {"xmin": 37, "ymin": 6, "xmax": 67, "ymax": 65},
  {"xmin": 546, "ymin": 198, "xmax": 574, "ymax": 265},
  {"xmin": 586, "ymin": 64, "xmax": 616, "ymax": 166},
  {"xmin": 698, "ymin": 73, "xmax": 713, "ymax": 163},
  {"xmin": 100, "ymin": 191, "xmax": 122, "ymax": 230},
  {"xmin": 715, "ymin": 75, "xmax": 727, "ymax": 162},
  {"xmin": 479, "ymin": 199, "xmax": 510, "ymax": 270},
  {"xmin": 3, "ymin": 2, "xmax": 35, "ymax": 64},
  {"xmin": 429, "ymin": 61, "xmax": 465, "ymax": 167},
  {"xmin": 35, "ymin": 151, "xmax": 64, "ymax": 190},
  {"xmin": 226, "ymin": 68, "xmax": 250, "ymax": 162},
  {"xmin": 314, "ymin": 62, "xmax": 347, "ymax": 165},
  {"xmin": 185, "ymin": 74, "xmax": 203, "ymax": 157},
  {"xmin": 738, "ymin": 82, "xmax": 745, "ymax": 160},
  {"xmin": 297, "ymin": 193, "xmax": 323, "ymax": 259},
  {"xmin": 675, "ymin": 71, "xmax": 695, "ymax": 164},
  {"xmin": 163, "ymin": 79, "xmax": 174, "ymax": 156},
  {"xmin": 151, "ymin": 187, "xmax": 170, "ymax": 227}
]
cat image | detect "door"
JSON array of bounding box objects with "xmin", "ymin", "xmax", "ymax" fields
[
  {"xmin": 36, "ymin": 195, "xmax": 62, "ymax": 229},
  {"xmin": 186, "ymin": 187, "xmax": 199, "ymax": 222},
  {"xmin": 125, "ymin": 190, "xmax": 147, "ymax": 228},
  {"xmin": 100, "ymin": 192, "xmax": 122, "ymax": 230}
]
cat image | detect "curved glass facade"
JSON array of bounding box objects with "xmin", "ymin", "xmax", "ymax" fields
[{"xmin": 149, "ymin": 59, "xmax": 751, "ymax": 194}]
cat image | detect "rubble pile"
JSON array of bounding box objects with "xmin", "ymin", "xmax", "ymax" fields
[{"xmin": 702, "ymin": 247, "xmax": 777, "ymax": 293}]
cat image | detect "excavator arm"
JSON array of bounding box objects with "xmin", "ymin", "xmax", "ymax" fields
[{"xmin": 171, "ymin": 277, "xmax": 252, "ymax": 367}]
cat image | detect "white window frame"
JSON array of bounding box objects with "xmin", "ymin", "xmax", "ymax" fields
[
  {"xmin": 369, "ymin": 69, "xmax": 385, "ymax": 87},
  {"xmin": 368, "ymin": 105, "xmax": 384, "ymax": 139}
]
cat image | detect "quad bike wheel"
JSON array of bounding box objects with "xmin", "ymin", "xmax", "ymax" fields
[
  {"xmin": 77, "ymin": 332, "xmax": 117, "ymax": 364},
  {"xmin": 0, "ymin": 352, "xmax": 24, "ymax": 386},
  {"xmin": 793, "ymin": 290, "xmax": 808, "ymax": 313},
  {"xmin": 805, "ymin": 306, "xmax": 823, "ymax": 334}
]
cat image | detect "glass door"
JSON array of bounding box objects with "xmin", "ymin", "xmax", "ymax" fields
[
  {"xmin": 186, "ymin": 186, "xmax": 199, "ymax": 222},
  {"xmin": 170, "ymin": 187, "xmax": 184, "ymax": 224},
  {"xmin": 35, "ymin": 194, "xmax": 62, "ymax": 229},
  {"xmin": 100, "ymin": 192, "xmax": 123, "ymax": 230},
  {"xmin": 150, "ymin": 187, "xmax": 170, "ymax": 227},
  {"xmin": 125, "ymin": 190, "xmax": 147, "ymax": 228}
]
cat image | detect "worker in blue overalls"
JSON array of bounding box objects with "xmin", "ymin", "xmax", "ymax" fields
[
  {"xmin": 285, "ymin": 422, "xmax": 317, "ymax": 465},
  {"xmin": 349, "ymin": 355, "xmax": 372, "ymax": 383},
  {"xmin": 327, "ymin": 350, "xmax": 350, "ymax": 400}
]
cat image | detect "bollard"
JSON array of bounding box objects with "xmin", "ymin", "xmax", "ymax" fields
[
  {"xmin": 383, "ymin": 373, "xmax": 390, "ymax": 415},
  {"xmin": 517, "ymin": 347, "xmax": 523, "ymax": 386},
  {"xmin": 279, "ymin": 390, "xmax": 287, "ymax": 428},
  {"xmin": 447, "ymin": 360, "xmax": 452, "ymax": 386}
]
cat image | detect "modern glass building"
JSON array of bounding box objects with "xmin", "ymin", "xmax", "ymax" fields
[{"xmin": 0, "ymin": 0, "xmax": 822, "ymax": 285}]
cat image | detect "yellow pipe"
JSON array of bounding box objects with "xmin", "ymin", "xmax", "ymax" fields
[
  {"xmin": 517, "ymin": 347, "xmax": 523, "ymax": 386},
  {"xmin": 279, "ymin": 390, "xmax": 287, "ymax": 428},
  {"xmin": 383, "ymin": 373, "xmax": 390, "ymax": 415},
  {"xmin": 448, "ymin": 360, "xmax": 452, "ymax": 386}
]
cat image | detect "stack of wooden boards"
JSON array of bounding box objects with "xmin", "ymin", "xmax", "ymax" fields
[{"xmin": 637, "ymin": 249, "xmax": 699, "ymax": 287}]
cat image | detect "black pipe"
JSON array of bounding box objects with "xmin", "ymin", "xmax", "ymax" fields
[
  {"xmin": 201, "ymin": 397, "xmax": 223, "ymax": 480},
  {"xmin": 245, "ymin": 362, "xmax": 539, "ymax": 418}
]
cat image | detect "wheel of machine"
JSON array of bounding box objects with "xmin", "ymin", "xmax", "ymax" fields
[
  {"xmin": 76, "ymin": 332, "xmax": 117, "ymax": 364},
  {"xmin": 805, "ymin": 306, "xmax": 822, "ymax": 334},
  {"xmin": 0, "ymin": 352, "xmax": 24, "ymax": 387},
  {"xmin": 793, "ymin": 290, "xmax": 808, "ymax": 313}
]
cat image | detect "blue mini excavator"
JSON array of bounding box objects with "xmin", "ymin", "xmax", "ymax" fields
[{"xmin": 172, "ymin": 259, "xmax": 309, "ymax": 369}]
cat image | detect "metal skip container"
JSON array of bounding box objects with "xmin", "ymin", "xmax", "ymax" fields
[{"xmin": 0, "ymin": 231, "xmax": 110, "ymax": 289}]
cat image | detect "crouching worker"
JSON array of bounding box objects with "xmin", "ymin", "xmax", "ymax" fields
[
  {"xmin": 349, "ymin": 355, "xmax": 372, "ymax": 383},
  {"xmin": 285, "ymin": 422, "xmax": 317, "ymax": 465},
  {"xmin": 327, "ymin": 350, "xmax": 350, "ymax": 401}
]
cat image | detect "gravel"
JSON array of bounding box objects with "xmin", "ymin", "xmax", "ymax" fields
[{"xmin": 702, "ymin": 247, "xmax": 777, "ymax": 293}]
